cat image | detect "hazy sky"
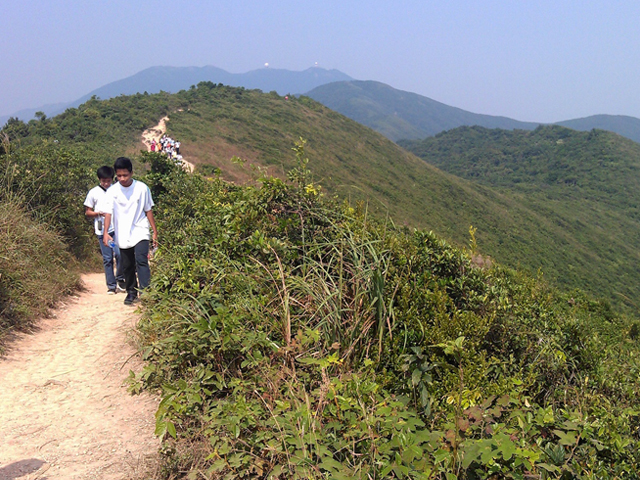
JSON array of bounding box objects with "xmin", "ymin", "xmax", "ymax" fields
[{"xmin": 2, "ymin": 0, "xmax": 639, "ymax": 123}]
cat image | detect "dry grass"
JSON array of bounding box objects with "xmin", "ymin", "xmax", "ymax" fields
[{"xmin": 0, "ymin": 199, "xmax": 82, "ymax": 345}]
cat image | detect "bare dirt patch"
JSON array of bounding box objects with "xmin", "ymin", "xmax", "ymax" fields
[{"xmin": 0, "ymin": 273, "xmax": 159, "ymax": 480}]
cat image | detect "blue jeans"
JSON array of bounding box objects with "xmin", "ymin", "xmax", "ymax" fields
[
  {"xmin": 120, "ymin": 240, "xmax": 151, "ymax": 296},
  {"xmin": 97, "ymin": 233, "xmax": 124, "ymax": 290}
]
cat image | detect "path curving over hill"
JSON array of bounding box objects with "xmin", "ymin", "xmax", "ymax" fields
[
  {"xmin": 142, "ymin": 115, "xmax": 195, "ymax": 173},
  {"xmin": 0, "ymin": 273, "xmax": 158, "ymax": 480}
]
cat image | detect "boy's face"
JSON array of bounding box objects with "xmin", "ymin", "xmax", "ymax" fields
[
  {"xmin": 115, "ymin": 168, "xmax": 133, "ymax": 187},
  {"xmin": 99, "ymin": 177, "xmax": 113, "ymax": 189}
]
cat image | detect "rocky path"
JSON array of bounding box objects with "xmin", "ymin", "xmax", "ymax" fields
[
  {"xmin": 141, "ymin": 116, "xmax": 195, "ymax": 173},
  {"xmin": 0, "ymin": 273, "xmax": 159, "ymax": 480}
]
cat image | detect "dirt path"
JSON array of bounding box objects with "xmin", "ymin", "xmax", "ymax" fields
[
  {"xmin": 0, "ymin": 273, "xmax": 159, "ymax": 480},
  {"xmin": 142, "ymin": 116, "xmax": 195, "ymax": 173}
]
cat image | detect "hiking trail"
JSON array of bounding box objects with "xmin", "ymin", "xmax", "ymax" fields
[
  {"xmin": 141, "ymin": 116, "xmax": 195, "ymax": 173},
  {"xmin": 0, "ymin": 273, "xmax": 159, "ymax": 480}
]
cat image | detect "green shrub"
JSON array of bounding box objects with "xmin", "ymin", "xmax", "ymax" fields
[
  {"xmin": 0, "ymin": 141, "xmax": 96, "ymax": 259},
  {"xmin": 132, "ymin": 146, "xmax": 640, "ymax": 478}
]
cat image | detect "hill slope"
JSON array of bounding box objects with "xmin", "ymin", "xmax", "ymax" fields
[
  {"xmin": 556, "ymin": 114, "xmax": 640, "ymax": 144},
  {"xmin": 4, "ymin": 85, "xmax": 640, "ymax": 309},
  {"xmin": 306, "ymin": 80, "xmax": 540, "ymax": 141},
  {"xmin": 400, "ymin": 125, "xmax": 640, "ymax": 309}
]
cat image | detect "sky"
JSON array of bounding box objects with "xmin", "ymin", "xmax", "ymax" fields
[{"xmin": 2, "ymin": 0, "xmax": 640, "ymax": 123}]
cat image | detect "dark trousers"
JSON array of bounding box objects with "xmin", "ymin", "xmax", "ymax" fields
[
  {"xmin": 120, "ymin": 240, "xmax": 150, "ymax": 296},
  {"xmin": 97, "ymin": 234, "xmax": 124, "ymax": 289}
]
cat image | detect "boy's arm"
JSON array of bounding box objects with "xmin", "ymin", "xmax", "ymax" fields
[
  {"xmin": 85, "ymin": 206, "xmax": 104, "ymax": 218},
  {"xmin": 146, "ymin": 209, "xmax": 158, "ymax": 247}
]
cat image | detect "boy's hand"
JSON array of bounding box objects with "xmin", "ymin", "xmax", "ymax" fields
[{"xmin": 103, "ymin": 233, "xmax": 112, "ymax": 246}]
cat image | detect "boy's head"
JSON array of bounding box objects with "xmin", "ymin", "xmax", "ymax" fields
[
  {"xmin": 97, "ymin": 166, "xmax": 114, "ymax": 189},
  {"xmin": 113, "ymin": 157, "xmax": 134, "ymax": 187},
  {"xmin": 113, "ymin": 157, "xmax": 133, "ymax": 172}
]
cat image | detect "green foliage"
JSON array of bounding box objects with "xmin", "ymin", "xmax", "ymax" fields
[
  {"xmin": 0, "ymin": 138, "xmax": 90, "ymax": 341},
  {"xmin": 8, "ymin": 83, "xmax": 638, "ymax": 317},
  {"xmin": 401, "ymin": 125, "xmax": 640, "ymax": 313},
  {"xmin": 133, "ymin": 148, "xmax": 640, "ymax": 478},
  {"xmin": 0, "ymin": 142, "xmax": 96, "ymax": 258}
]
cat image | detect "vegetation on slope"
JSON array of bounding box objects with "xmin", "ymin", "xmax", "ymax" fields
[
  {"xmin": 2, "ymin": 86, "xmax": 640, "ymax": 477},
  {"xmin": 0, "ymin": 141, "xmax": 89, "ymax": 341},
  {"xmin": 133, "ymin": 151, "xmax": 640, "ymax": 479},
  {"xmin": 400, "ymin": 125, "xmax": 640, "ymax": 312},
  {"xmin": 5, "ymin": 84, "xmax": 640, "ymax": 312}
]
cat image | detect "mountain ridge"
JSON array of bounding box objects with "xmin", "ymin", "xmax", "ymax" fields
[
  {"xmin": 5, "ymin": 67, "xmax": 640, "ymax": 146},
  {"xmin": 305, "ymin": 80, "xmax": 541, "ymax": 140},
  {"xmin": 0, "ymin": 66, "xmax": 353, "ymax": 125},
  {"xmin": 305, "ymin": 80, "xmax": 640, "ymax": 144}
]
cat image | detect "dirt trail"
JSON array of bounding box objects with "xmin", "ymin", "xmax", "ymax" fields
[
  {"xmin": 142, "ymin": 116, "xmax": 195, "ymax": 173},
  {"xmin": 0, "ymin": 273, "xmax": 159, "ymax": 480}
]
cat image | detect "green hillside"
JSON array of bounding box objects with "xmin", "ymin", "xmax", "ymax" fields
[
  {"xmin": 400, "ymin": 125, "xmax": 640, "ymax": 310},
  {"xmin": 4, "ymin": 85, "xmax": 639, "ymax": 310},
  {"xmin": 4, "ymin": 85, "xmax": 640, "ymax": 478},
  {"xmin": 2, "ymin": 83, "xmax": 526, "ymax": 246}
]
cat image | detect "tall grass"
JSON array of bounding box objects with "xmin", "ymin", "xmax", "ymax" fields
[
  {"xmin": 0, "ymin": 142, "xmax": 84, "ymax": 346},
  {"xmin": 0, "ymin": 198, "xmax": 82, "ymax": 343}
]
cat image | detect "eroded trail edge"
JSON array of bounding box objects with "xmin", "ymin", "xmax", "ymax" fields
[{"xmin": 0, "ymin": 273, "xmax": 159, "ymax": 480}]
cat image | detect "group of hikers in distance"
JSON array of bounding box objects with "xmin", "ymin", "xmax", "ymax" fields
[
  {"xmin": 83, "ymin": 157, "xmax": 158, "ymax": 306},
  {"xmin": 151, "ymin": 134, "xmax": 181, "ymax": 160}
]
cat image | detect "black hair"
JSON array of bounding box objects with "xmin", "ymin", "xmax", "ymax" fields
[
  {"xmin": 113, "ymin": 157, "xmax": 133, "ymax": 172},
  {"xmin": 97, "ymin": 166, "xmax": 114, "ymax": 179}
]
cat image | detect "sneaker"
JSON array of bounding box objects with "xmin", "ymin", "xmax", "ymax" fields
[
  {"xmin": 124, "ymin": 294, "xmax": 137, "ymax": 306},
  {"xmin": 116, "ymin": 284, "xmax": 126, "ymax": 294},
  {"xmin": 107, "ymin": 289, "xmax": 116, "ymax": 295}
]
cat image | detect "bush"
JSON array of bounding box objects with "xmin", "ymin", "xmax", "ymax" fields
[
  {"xmin": 0, "ymin": 141, "xmax": 96, "ymax": 259},
  {"xmin": 132, "ymin": 146, "xmax": 640, "ymax": 478}
]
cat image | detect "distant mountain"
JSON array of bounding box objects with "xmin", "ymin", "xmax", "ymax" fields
[
  {"xmin": 556, "ymin": 114, "xmax": 640, "ymax": 144},
  {"xmin": 0, "ymin": 66, "xmax": 352, "ymax": 125},
  {"xmin": 306, "ymin": 80, "xmax": 640, "ymax": 145},
  {"xmin": 305, "ymin": 80, "xmax": 540, "ymax": 141}
]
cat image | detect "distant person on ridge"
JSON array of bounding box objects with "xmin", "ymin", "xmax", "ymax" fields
[
  {"xmin": 84, "ymin": 166, "xmax": 125, "ymax": 295},
  {"xmin": 103, "ymin": 157, "xmax": 158, "ymax": 306}
]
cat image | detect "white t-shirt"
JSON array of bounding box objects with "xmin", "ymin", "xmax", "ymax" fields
[
  {"xmin": 84, "ymin": 185, "xmax": 115, "ymax": 236},
  {"xmin": 104, "ymin": 179, "xmax": 155, "ymax": 249}
]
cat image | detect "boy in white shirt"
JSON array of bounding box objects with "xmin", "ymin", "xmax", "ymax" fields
[
  {"xmin": 84, "ymin": 166, "xmax": 125, "ymax": 294},
  {"xmin": 103, "ymin": 157, "xmax": 158, "ymax": 306}
]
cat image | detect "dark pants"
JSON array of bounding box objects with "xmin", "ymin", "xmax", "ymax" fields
[
  {"xmin": 97, "ymin": 234, "xmax": 124, "ymax": 290},
  {"xmin": 120, "ymin": 240, "xmax": 151, "ymax": 296}
]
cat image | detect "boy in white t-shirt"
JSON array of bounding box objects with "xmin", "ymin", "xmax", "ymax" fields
[
  {"xmin": 84, "ymin": 166, "xmax": 125, "ymax": 294},
  {"xmin": 103, "ymin": 157, "xmax": 158, "ymax": 306}
]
